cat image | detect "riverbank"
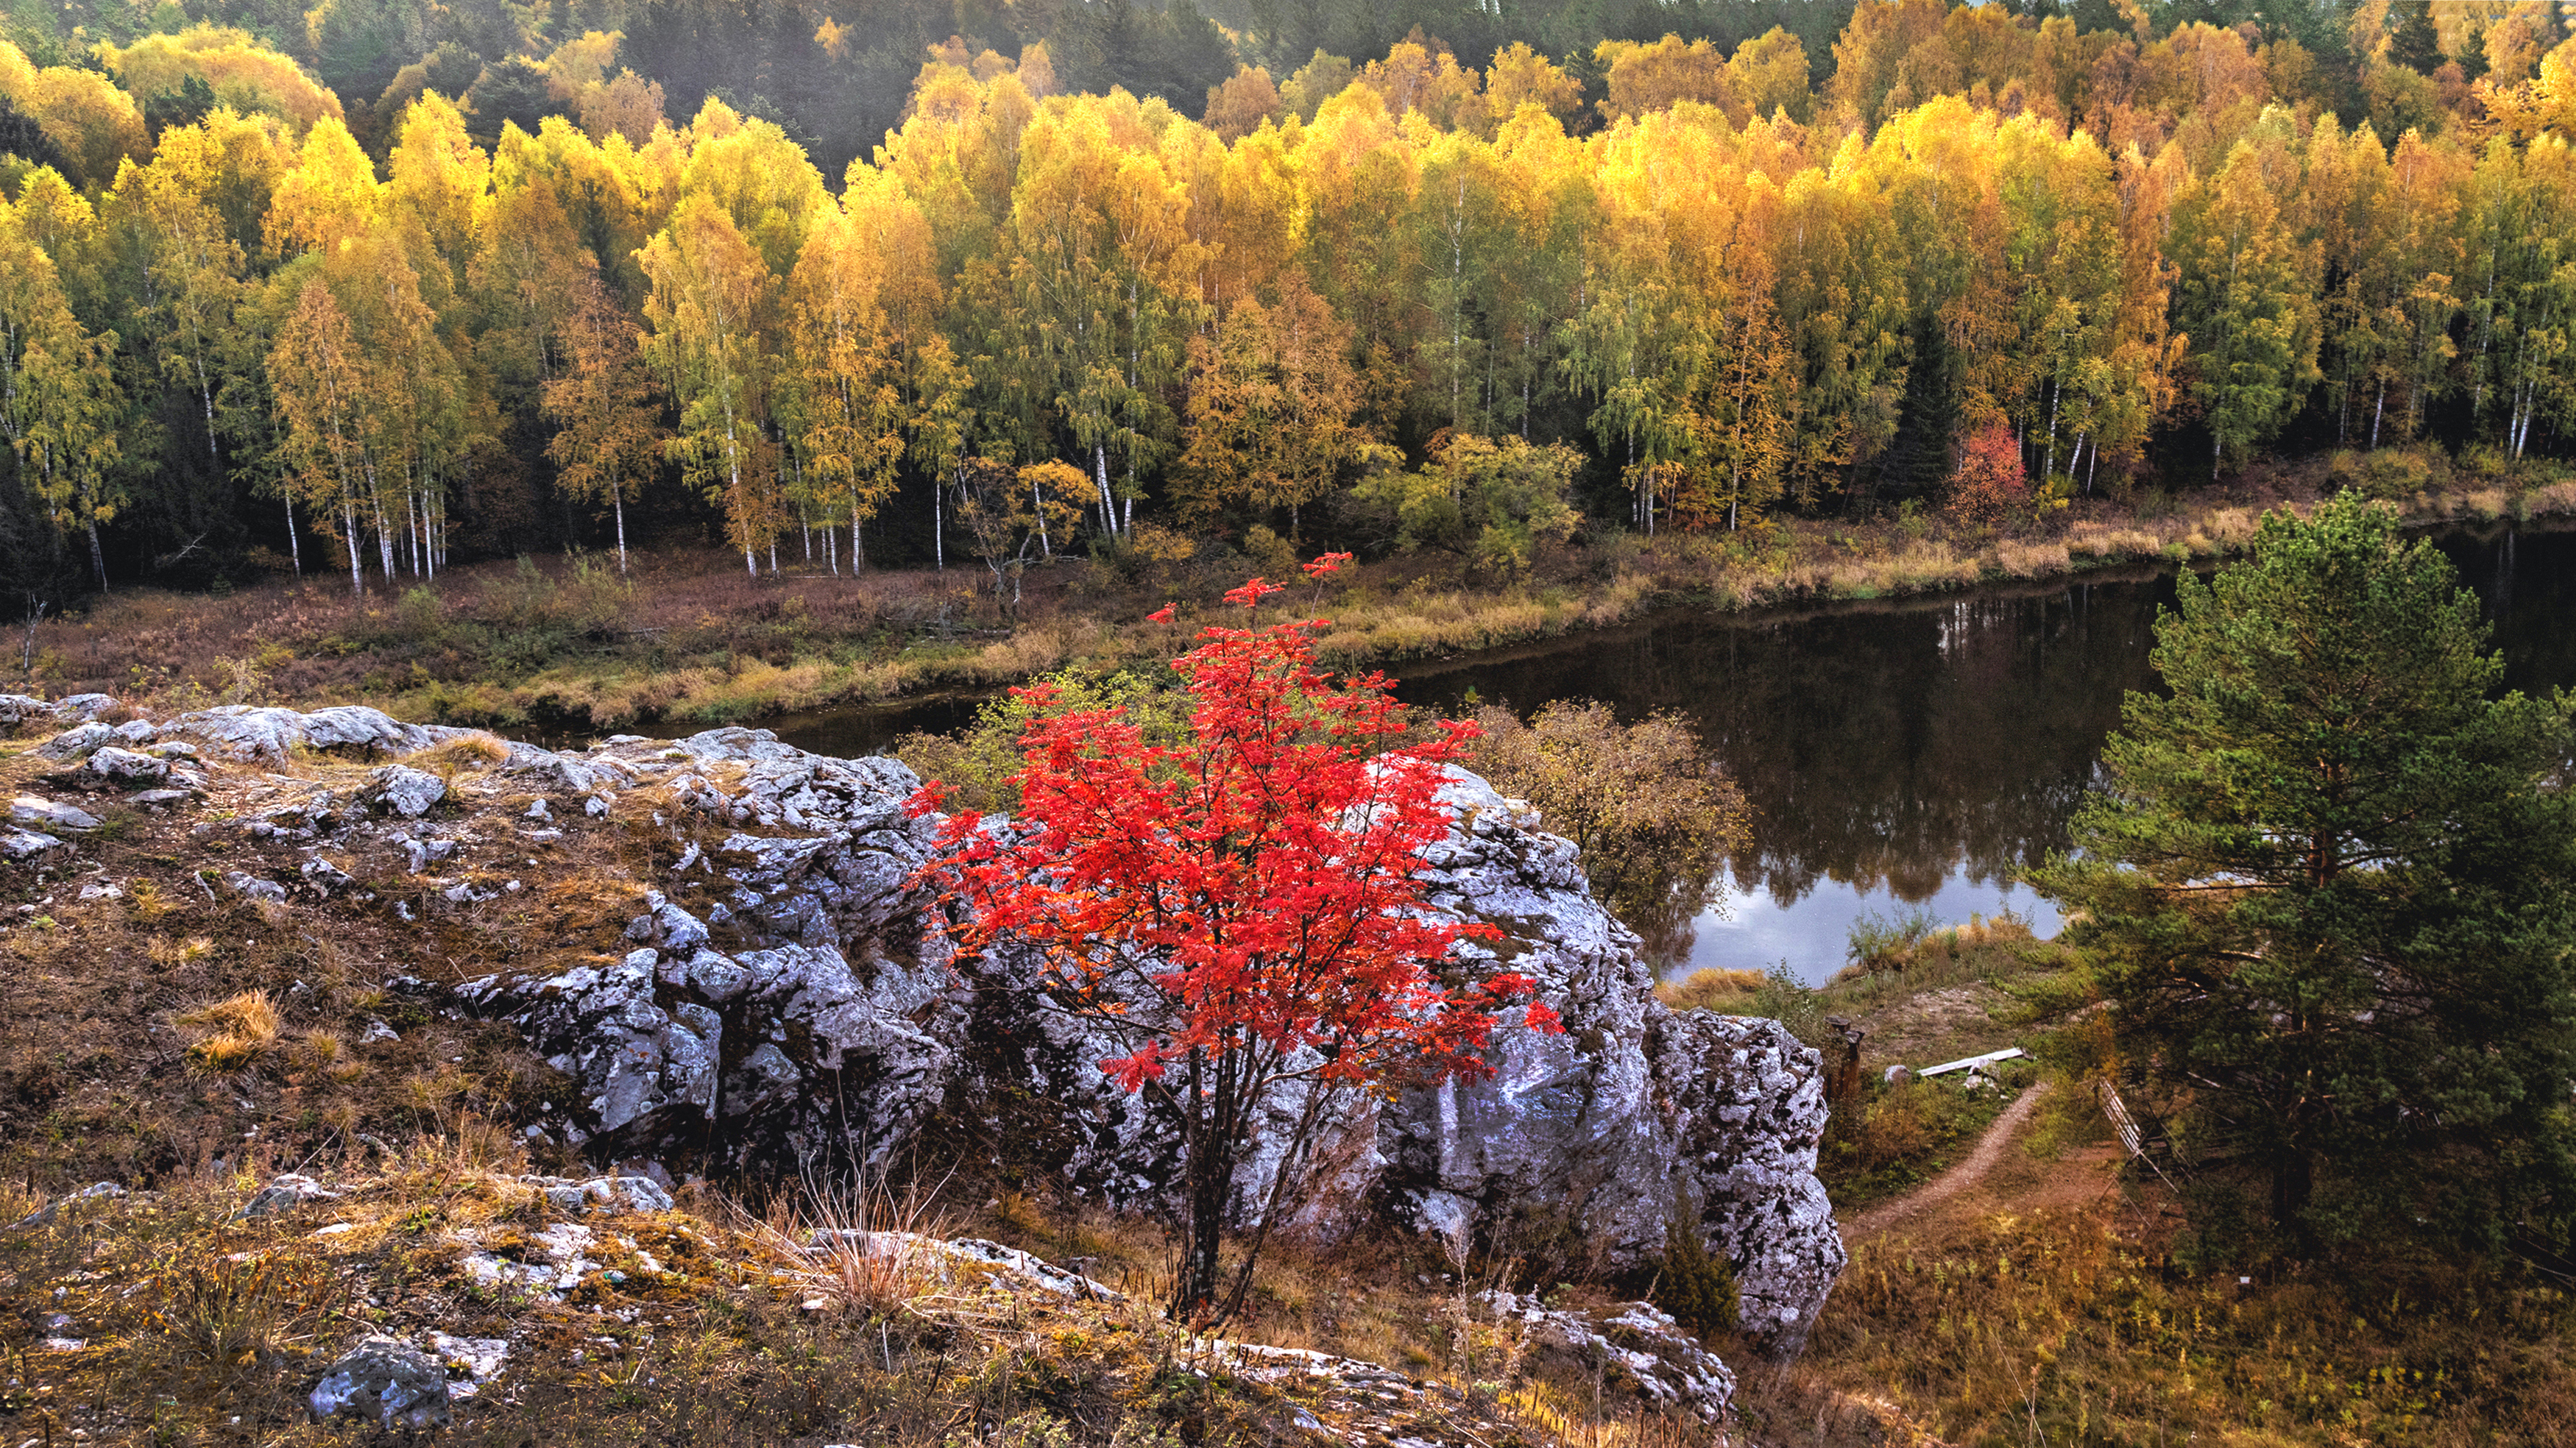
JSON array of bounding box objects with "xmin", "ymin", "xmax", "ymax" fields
[{"xmin": 20, "ymin": 449, "xmax": 2573, "ymax": 734}]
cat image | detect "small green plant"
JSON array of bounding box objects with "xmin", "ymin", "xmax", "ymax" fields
[
  {"xmin": 397, "ymin": 586, "xmax": 446, "ymax": 641},
  {"xmin": 1746, "ymin": 961, "xmax": 1825, "ymax": 1046},
  {"xmin": 1847, "ymin": 904, "xmax": 1941, "ymax": 974},
  {"xmin": 1653, "ymin": 1208, "xmax": 1738, "ymax": 1338}
]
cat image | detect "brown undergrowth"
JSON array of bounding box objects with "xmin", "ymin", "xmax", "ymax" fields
[
  {"xmin": 1741, "ymin": 1192, "xmax": 2576, "ymax": 1447},
  {"xmin": 17, "ymin": 451, "xmax": 2565, "ymax": 739}
]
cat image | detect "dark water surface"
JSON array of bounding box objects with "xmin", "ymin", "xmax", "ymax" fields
[{"xmin": 710, "ymin": 524, "xmax": 2576, "ymax": 985}]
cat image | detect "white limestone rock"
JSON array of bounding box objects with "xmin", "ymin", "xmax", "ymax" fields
[
  {"xmin": 442, "ymin": 729, "xmax": 1842, "ymax": 1355},
  {"xmin": 77, "ymin": 746, "xmax": 169, "ymax": 788},
  {"xmin": 165, "ymin": 703, "xmax": 473, "ymax": 764},
  {"xmin": 365, "ymin": 764, "xmax": 447, "ymax": 818},
  {"xmin": 222, "ymin": 869, "xmax": 287, "ymax": 903},
  {"xmin": 10, "ymin": 796, "xmax": 99, "ymax": 831},
  {"xmin": 461, "ymin": 897, "xmax": 965, "ymax": 1171},
  {"xmin": 309, "ymin": 1336, "xmax": 450, "ymax": 1431},
  {"xmin": 1481, "ymin": 1291, "xmax": 1737, "ymax": 1422},
  {"xmin": 529, "ymin": 1174, "xmax": 673, "ymax": 1215},
  {"xmin": 240, "ymin": 1172, "xmax": 340, "ymax": 1218},
  {"xmin": 1, "ymin": 826, "xmax": 63, "ymax": 859},
  {"xmin": 37, "ymin": 722, "xmax": 114, "ymax": 761}
]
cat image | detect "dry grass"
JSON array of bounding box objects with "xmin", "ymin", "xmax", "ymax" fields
[
  {"xmin": 1754, "ymin": 1196, "xmax": 2576, "ymax": 1447},
  {"xmin": 782, "ymin": 1169, "xmax": 962, "ymax": 1321},
  {"xmin": 176, "ymin": 987, "xmax": 284, "ymax": 1072},
  {"xmin": 409, "ymin": 731, "xmax": 511, "ymax": 772},
  {"xmin": 1655, "ymin": 967, "xmax": 1766, "ymax": 1012}
]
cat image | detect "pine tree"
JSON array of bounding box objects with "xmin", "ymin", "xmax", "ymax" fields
[{"xmin": 2035, "ymin": 495, "xmax": 2576, "ymax": 1254}]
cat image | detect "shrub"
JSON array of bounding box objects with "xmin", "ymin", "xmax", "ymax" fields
[
  {"xmin": 1847, "ymin": 904, "xmax": 1940, "ymax": 974},
  {"xmin": 1945, "ymin": 419, "xmax": 2028, "ymax": 533},
  {"xmin": 2327, "ymin": 446, "xmax": 2432, "ymax": 500},
  {"xmin": 1241, "ymin": 523, "xmax": 1299, "ymax": 581},
  {"xmin": 1471, "ymin": 700, "xmax": 1749, "ymax": 959},
  {"xmin": 1745, "ymin": 961, "xmax": 1826, "ymax": 1046},
  {"xmin": 1654, "ymin": 1211, "xmax": 1738, "ymax": 1338},
  {"xmin": 397, "ymin": 585, "xmax": 445, "ymax": 641}
]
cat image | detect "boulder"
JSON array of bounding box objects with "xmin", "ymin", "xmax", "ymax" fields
[
  {"xmin": 0, "ymin": 695, "xmax": 57, "ymax": 727},
  {"xmin": 498, "ymin": 741, "xmax": 637, "ymax": 796},
  {"xmin": 37, "ymin": 722, "xmax": 114, "ymax": 761},
  {"xmin": 426, "ymin": 1332, "xmax": 509, "ymax": 1400},
  {"xmin": 309, "ymin": 1336, "xmax": 451, "ymax": 1430},
  {"xmin": 164, "ymin": 704, "xmax": 471, "ymax": 765},
  {"xmin": 10, "ymin": 797, "xmax": 99, "ymax": 832},
  {"xmin": 54, "ymin": 693, "xmax": 115, "ymax": 722},
  {"xmin": 1, "ymin": 826, "xmax": 63, "ymax": 860},
  {"xmin": 111, "ymin": 718, "xmax": 157, "ymax": 745},
  {"xmin": 460, "ymin": 916, "xmax": 963, "ymax": 1169},
  {"xmin": 1650, "ymin": 1012, "xmax": 1842, "ymax": 1353},
  {"xmin": 76, "ymin": 746, "xmax": 169, "ymax": 789},
  {"xmin": 223, "ymin": 870, "xmax": 287, "ymax": 903},
  {"xmin": 365, "ymin": 764, "xmax": 447, "ymax": 818}
]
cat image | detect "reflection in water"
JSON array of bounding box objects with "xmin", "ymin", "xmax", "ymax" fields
[
  {"xmin": 1393, "ymin": 580, "xmax": 2171, "ymax": 982},
  {"xmin": 717, "ymin": 524, "xmax": 2576, "ymax": 988}
]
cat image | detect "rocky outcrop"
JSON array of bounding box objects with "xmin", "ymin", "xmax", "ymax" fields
[
  {"xmin": 163, "ymin": 703, "xmax": 474, "ymax": 764},
  {"xmin": 6, "ymin": 697, "xmax": 1841, "ymax": 1354},
  {"xmin": 452, "ymin": 725, "xmax": 1843, "ymax": 1354},
  {"xmin": 1481, "ymin": 1291, "xmax": 1736, "ymax": 1421}
]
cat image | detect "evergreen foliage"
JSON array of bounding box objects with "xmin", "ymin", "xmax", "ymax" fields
[{"xmin": 2036, "ymin": 494, "xmax": 2576, "ymax": 1257}]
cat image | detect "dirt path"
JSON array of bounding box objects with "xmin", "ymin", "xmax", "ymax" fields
[{"xmin": 1847, "ymin": 1080, "xmax": 2053, "ymax": 1241}]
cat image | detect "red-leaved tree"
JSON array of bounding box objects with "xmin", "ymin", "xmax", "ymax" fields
[
  {"xmin": 1945, "ymin": 417, "xmax": 2031, "ymax": 532},
  {"xmin": 910, "ymin": 574, "xmax": 1560, "ymax": 1327}
]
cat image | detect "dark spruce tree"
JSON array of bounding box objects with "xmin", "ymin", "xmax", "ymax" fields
[
  {"xmin": 2385, "ymin": 0, "xmax": 2444, "ymax": 76},
  {"xmin": 2035, "ymin": 494, "xmax": 2576, "ymax": 1260}
]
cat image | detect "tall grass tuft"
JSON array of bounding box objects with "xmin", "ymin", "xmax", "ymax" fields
[{"xmin": 177, "ymin": 989, "xmax": 283, "ymax": 1072}]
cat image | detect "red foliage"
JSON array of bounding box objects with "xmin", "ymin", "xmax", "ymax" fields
[
  {"xmin": 910, "ymin": 582, "xmax": 1557, "ymax": 1324},
  {"xmin": 1946, "ymin": 418, "xmax": 2031, "ymax": 531}
]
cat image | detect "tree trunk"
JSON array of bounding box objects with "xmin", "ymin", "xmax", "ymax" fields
[
  {"xmin": 345, "ymin": 500, "xmax": 363, "ymax": 596},
  {"xmin": 612, "ymin": 486, "xmax": 629, "ymax": 575},
  {"xmin": 1094, "ymin": 443, "xmax": 1114, "ymax": 541},
  {"xmin": 1174, "ymin": 1051, "xmax": 1225, "ymax": 1325},
  {"xmin": 197, "ymin": 359, "xmax": 218, "ymax": 465},
  {"xmin": 286, "ymin": 496, "xmax": 302, "ymax": 578},
  {"xmin": 85, "ymin": 519, "xmax": 105, "ymax": 592}
]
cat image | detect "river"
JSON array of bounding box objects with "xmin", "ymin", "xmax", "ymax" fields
[{"xmin": 698, "ymin": 522, "xmax": 2574, "ymax": 987}]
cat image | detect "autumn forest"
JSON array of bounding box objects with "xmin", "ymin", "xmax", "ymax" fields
[{"xmin": 5, "ymin": 0, "xmax": 2576, "ymax": 603}]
